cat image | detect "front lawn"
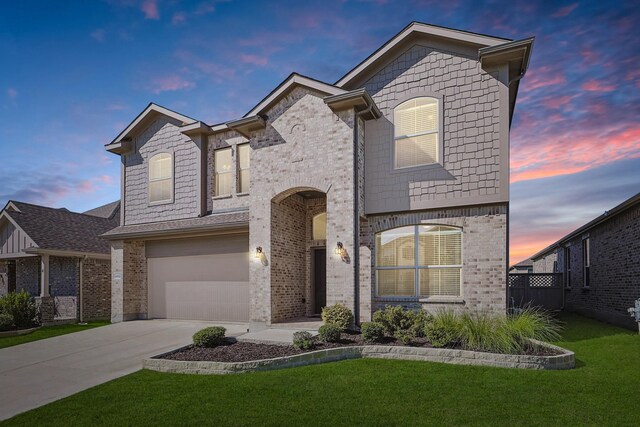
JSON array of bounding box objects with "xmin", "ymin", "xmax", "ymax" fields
[
  {"xmin": 0, "ymin": 322, "xmax": 109, "ymax": 349},
  {"xmin": 4, "ymin": 314, "xmax": 639, "ymax": 426}
]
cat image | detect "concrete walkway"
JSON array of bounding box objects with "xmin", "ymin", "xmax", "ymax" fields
[{"xmin": 0, "ymin": 320, "xmax": 249, "ymax": 421}]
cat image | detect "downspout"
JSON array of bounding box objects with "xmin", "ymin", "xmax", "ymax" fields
[
  {"xmin": 353, "ymin": 105, "xmax": 374, "ymax": 326},
  {"xmin": 78, "ymin": 255, "xmax": 87, "ymax": 324}
]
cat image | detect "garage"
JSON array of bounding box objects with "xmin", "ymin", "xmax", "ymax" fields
[{"xmin": 146, "ymin": 234, "xmax": 250, "ymax": 322}]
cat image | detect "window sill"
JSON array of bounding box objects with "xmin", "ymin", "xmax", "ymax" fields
[
  {"xmin": 236, "ymin": 192, "xmax": 250, "ymax": 197},
  {"xmin": 212, "ymin": 194, "xmax": 233, "ymax": 200},
  {"xmin": 390, "ymin": 162, "xmax": 444, "ymax": 175},
  {"xmin": 148, "ymin": 199, "xmax": 174, "ymax": 207},
  {"xmin": 419, "ymin": 296, "xmax": 465, "ymax": 304}
]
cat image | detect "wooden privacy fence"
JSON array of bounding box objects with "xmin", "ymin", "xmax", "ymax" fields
[{"xmin": 508, "ymin": 273, "xmax": 563, "ymax": 311}]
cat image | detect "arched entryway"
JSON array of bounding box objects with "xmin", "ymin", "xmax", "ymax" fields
[{"xmin": 270, "ymin": 188, "xmax": 327, "ymax": 323}]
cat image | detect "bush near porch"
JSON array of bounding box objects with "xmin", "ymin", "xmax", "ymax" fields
[{"xmin": 0, "ymin": 290, "xmax": 39, "ymax": 331}]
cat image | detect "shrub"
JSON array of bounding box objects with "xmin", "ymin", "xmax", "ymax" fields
[
  {"xmin": 192, "ymin": 326, "xmax": 226, "ymax": 347},
  {"xmin": 411, "ymin": 310, "xmax": 432, "ymax": 338},
  {"xmin": 293, "ymin": 331, "xmax": 315, "ymax": 350},
  {"xmin": 318, "ymin": 324, "xmax": 341, "ymax": 343},
  {"xmin": 0, "ymin": 311, "xmax": 13, "ymax": 332},
  {"xmin": 372, "ymin": 305, "xmax": 416, "ymax": 336},
  {"xmin": 459, "ymin": 312, "xmax": 516, "ymax": 354},
  {"xmin": 424, "ymin": 309, "xmax": 462, "ymax": 348},
  {"xmin": 395, "ymin": 328, "xmax": 416, "ymax": 345},
  {"xmin": 321, "ymin": 304, "xmax": 353, "ymax": 331},
  {"xmin": 0, "ymin": 290, "xmax": 38, "ymax": 328},
  {"xmin": 502, "ymin": 308, "xmax": 562, "ymax": 352},
  {"xmin": 361, "ymin": 322, "xmax": 385, "ymax": 343}
]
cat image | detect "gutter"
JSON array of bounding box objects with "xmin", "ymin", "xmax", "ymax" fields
[{"xmin": 353, "ymin": 105, "xmax": 375, "ymax": 326}]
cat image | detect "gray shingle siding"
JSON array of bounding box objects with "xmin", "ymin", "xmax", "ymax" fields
[
  {"xmin": 361, "ymin": 43, "xmax": 507, "ymax": 214},
  {"xmin": 124, "ymin": 116, "xmax": 200, "ymax": 225}
]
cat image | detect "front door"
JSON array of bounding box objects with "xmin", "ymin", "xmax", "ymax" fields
[{"xmin": 313, "ymin": 249, "xmax": 327, "ymax": 314}]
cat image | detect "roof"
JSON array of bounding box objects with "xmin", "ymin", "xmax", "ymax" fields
[
  {"xmin": 83, "ymin": 200, "xmax": 120, "ymax": 219},
  {"xmin": 1, "ymin": 201, "xmax": 119, "ymax": 255},
  {"xmin": 530, "ymin": 192, "xmax": 640, "ymax": 261},
  {"xmin": 510, "ymin": 259, "xmax": 533, "ymax": 269},
  {"xmin": 244, "ymin": 73, "xmax": 346, "ymax": 118},
  {"xmin": 336, "ymin": 21, "xmax": 512, "ymax": 88},
  {"xmin": 101, "ymin": 210, "xmax": 249, "ymax": 240},
  {"xmin": 105, "ymin": 103, "xmax": 196, "ymax": 153}
]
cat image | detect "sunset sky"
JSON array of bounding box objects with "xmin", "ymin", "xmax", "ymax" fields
[{"xmin": 0, "ymin": 0, "xmax": 638, "ymax": 263}]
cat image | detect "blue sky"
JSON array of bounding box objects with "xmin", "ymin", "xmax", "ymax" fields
[{"xmin": 1, "ymin": 0, "xmax": 638, "ymax": 261}]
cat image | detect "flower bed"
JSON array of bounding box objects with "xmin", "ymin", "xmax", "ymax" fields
[{"xmin": 144, "ymin": 336, "xmax": 574, "ymax": 374}]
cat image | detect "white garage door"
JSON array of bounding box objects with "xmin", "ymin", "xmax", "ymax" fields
[{"xmin": 147, "ymin": 234, "xmax": 250, "ymax": 322}]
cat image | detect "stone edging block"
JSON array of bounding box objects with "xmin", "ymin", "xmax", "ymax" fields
[{"xmin": 143, "ymin": 340, "xmax": 575, "ymax": 375}]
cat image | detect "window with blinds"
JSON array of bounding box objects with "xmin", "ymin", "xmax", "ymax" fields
[
  {"xmin": 375, "ymin": 225, "xmax": 462, "ymax": 297},
  {"xmin": 312, "ymin": 212, "xmax": 327, "ymax": 240},
  {"xmin": 237, "ymin": 144, "xmax": 250, "ymax": 193},
  {"xmin": 149, "ymin": 153, "xmax": 173, "ymax": 203},
  {"xmin": 393, "ymin": 97, "xmax": 439, "ymax": 169},
  {"xmin": 215, "ymin": 148, "xmax": 233, "ymax": 196}
]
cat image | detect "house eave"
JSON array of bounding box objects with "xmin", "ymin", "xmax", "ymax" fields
[
  {"xmin": 179, "ymin": 121, "xmax": 213, "ymax": 136},
  {"xmin": 101, "ymin": 222, "xmax": 249, "ymax": 241},
  {"xmin": 323, "ymin": 89, "xmax": 382, "ymax": 120},
  {"xmin": 23, "ymin": 247, "xmax": 111, "ymax": 260},
  {"xmin": 226, "ymin": 115, "xmax": 266, "ymax": 138}
]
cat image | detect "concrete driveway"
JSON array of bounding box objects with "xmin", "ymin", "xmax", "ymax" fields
[{"xmin": 0, "ymin": 320, "xmax": 249, "ymax": 421}]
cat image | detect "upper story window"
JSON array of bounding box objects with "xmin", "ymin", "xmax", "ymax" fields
[
  {"xmin": 215, "ymin": 148, "xmax": 233, "ymax": 196},
  {"xmin": 376, "ymin": 225, "xmax": 462, "ymax": 298},
  {"xmin": 394, "ymin": 97, "xmax": 439, "ymax": 169},
  {"xmin": 312, "ymin": 212, "xmax": 327, "ymax": 240},
  {"xmin": 237, "ymin": 144, "xmax": 250, "ymax": 194},
  {"xmin": 149, "ymin": 153, "xmax": 173, "ymax": 204}
]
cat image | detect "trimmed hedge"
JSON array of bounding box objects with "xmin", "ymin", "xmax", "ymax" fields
[
  {"xmin": 318, "ymin": 324, "xmax": 341, "ymax": 343},
  {"xmin": 193, "ymin": 327, "xmax": 226, "ymax": 347},
  {"xmin": 321, "ymin": 304, "xmax": 353, "ymax": 331}
]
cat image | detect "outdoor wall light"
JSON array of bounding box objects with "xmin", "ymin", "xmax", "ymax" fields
[
  {"xmin": 335, "ymin": 242, "xmax": 350, "ymax": 264},
  {"xmin": 255, "ymin": 246, "xmax": 268, "ymax": 266}
]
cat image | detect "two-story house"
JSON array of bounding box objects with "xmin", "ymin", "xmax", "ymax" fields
[{"xmin": 103, "ymin": 22, "xmax": 533, "ymax": 328}]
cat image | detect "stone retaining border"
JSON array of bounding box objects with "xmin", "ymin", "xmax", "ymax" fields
[
  {"xmin": 143, "ymin": 340, "xmax": 575, "ymax": 374},
  {"xmin": 0, "ymin": 326, "xmax": 41, "ymax": 338}
]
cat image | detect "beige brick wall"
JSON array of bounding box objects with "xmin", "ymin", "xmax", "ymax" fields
[
  {"xmin": 249, "ymin": 87, "xmax": 357, "ymax": 324},
  {"xmin": 360, "ymin": 203, "xmax": 508, "ymax": 320},
  {"xmin": 111, "ymin": 240, "xmax": 147, "ymax": 322}
]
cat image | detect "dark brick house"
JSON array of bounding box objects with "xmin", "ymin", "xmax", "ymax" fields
[
  {"xmin": 0, "ymin": 200, "xmax": 119, "ymax": 322},
  {"xmin": 531, "ymin": 192, "xmax": 640, "ymax": 329}
]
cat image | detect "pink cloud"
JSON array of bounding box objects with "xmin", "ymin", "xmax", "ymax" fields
[
  {"xmin": 172, "ymin": 12, "xmax": 186, "ymax": 25},
  {"xmin": 552, "ymin": 3, "xmax": 578, "ymax": 18},
  {"xmin": 581, "ymin": 79, "xmax": 616, "ymax": 92},
  {"xmin": 90, "ymin": 29, "xmax": 106, "ymax": 42},
  {"xmin": 542, "ymin": 95, "xmax": 573, "ymax": 109},
  {"xmin": 523, "ymin": 67, "xmax": 566, "ymax": 91},
  {"xmin": 239, "ymin": 54, "xmax": 268, "ymax": 66},
  {"xmin": 141, "ymin": 0, "xmax": 159, "ymax": 20},
  {"xmin": 150, "ymin": 75, "xmax": 195, "ymax": 93},
  {"xmin": 7, "ymin": 88, "xmax": 18, "ymax": 99},
  {"xmin": 511, "ymin": 125, "xmax": 640, "ymax": 183}
]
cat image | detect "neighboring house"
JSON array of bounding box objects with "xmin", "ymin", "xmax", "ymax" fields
[
  {"xmin": 103, "ymin": 22, "xmax": 533, "ymax": 327},
  {"xmin": 509, "ymin": 259, "xmax": 533, "ymax": 273},
  {"xmin": 531, "ymin": 192, "xmax": 640, "ymax": 329},
  {"xmin": 0, "ymin": 200, "xmax": 119, "ymax": 322}
]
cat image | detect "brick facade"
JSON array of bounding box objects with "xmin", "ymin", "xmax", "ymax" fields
[
  {"xmin": 82, "ymin": 258, "xmax": 112, "ymax": 321},
  {"xmin": 537, "ymin": 202, "xmax": 640, "ymax": 329},
  {"xmin": 49, "ymin": 256, "xmax": 78, "ymax": 296},
  {"xmin": 111, "ymin": 239, "xmax": 147, "ymax": 322},
  {"xmin": 16, "ymin": 257, "xmax": 39, "ymax": 296},
  {"xmin": 360, "ymin": 204, "xmax": 508, "ymax": 320}
]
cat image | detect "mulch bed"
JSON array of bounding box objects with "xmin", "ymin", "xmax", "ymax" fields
[{"xmin": 158, "ymin": 331, "xmax": 559, "ymax": 363}]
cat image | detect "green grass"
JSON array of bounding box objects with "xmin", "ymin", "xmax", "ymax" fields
[
  {"xmin": 4, "ymin": 314, "xmax": 639, "ymax": 426},
  {"xmin": 0, "ymin": 322, "xmax": 109, "ymax": 349}
]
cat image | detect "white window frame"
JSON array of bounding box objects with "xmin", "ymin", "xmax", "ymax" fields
[
  {"xmin": 375, "ymin": 225, "xmax": 463, "ymax": 298},
  {"xmin": 148, "ymin": 152, "xmax": 174, "ymax": 205},
  {"xmin": 392, "ymin": 95, "xmax": 442, "ymax": 171},
  {"xmin": 214, "ymin": 147, "xmax": 233, "ymax": 197},
  {"xmin": 582, "ymin": 237, "xmax": 590, "ymax": 288},
  {"xmin": 236, "ymin": 143, "xmax": 250, "ymax": 194},
  {"xmin": 564, "ymin": 245, "xmax": 572, "ymax": 289}
]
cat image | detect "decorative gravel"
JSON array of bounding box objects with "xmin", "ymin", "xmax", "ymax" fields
[{"xmin": 157, "ymin": 332, "xmax": 559, "ymax": 363}]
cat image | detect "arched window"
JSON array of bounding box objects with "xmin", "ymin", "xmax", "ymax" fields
[
  {"xmin": 312, "ymin": 212, "xmax": 327, "ymax": 240},
  {"xmin": 376, "ymin": 225, "xmax": 462, "ymax": 297},
  {"xmin": 149, "ymin": 153, "xmax": 173, "ymax": 203},
  {"xmin": 393, "ymin": 97, "xmax": 439, "ymax": 169}
]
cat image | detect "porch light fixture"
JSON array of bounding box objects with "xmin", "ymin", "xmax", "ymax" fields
[
  {"xmin": 255, "ymin": 246, "xmax": 263, "ymax": 259},
  {"xmin": 335, "ymin": 242, "xmax": 350, "ymax": 264},
  {"xmin": 255, "ymin": 246, "xmax": 268, "ymax": 266}
]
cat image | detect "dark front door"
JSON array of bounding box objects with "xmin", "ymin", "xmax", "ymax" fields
[{"xmin": 313, "ymin": 249, "xmax": 327, "ymax": 314}]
